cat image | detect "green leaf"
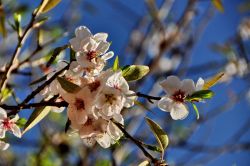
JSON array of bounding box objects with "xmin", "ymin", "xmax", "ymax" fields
[
  {"xmin": 16, "ymin": 118, "xmax": 27, "ymax": 128},
  {"xmin": 46, "ymin": 45, "xmax": 68, "ymax": 67},
  {"xmin": 122, "ymin": 65, "xmax": 149, "ymax": 82},
  {"xmin": 13, "ymin": 13, "xmax": 22, "ymax": 36},
  {"xmin": 138, "ymin": 160, "xmax": 150, "ymax": 166},
  {"xmin": 23, "ymin": 106, "xmax": 51, "ymax": 135},
  {"xmin": 212, "ymin": 0, "xmax": 224, "ymax": 12},
  {"xmin": 203, "ymin": 73, "xmax": 224, "ymax": 90},
  {"xmin": 192, "ymin": 103, "xmax": 199, "ymax": 120},
  {"xmin": 39, "ymin": 0, "xmax": 62, "ymax": 14},
  {"xmin": 95, "ymin": 160, "xmax": 111, "ymax": 166},
  {"xmin": 141, "ymin": 142, "xmax": 162, "ymax": 153},
  {"xmin": 0, "ymin": 3, "xmax": 7, "ymax": 38},
  {"xmin": 29, "ymin": 74, "xmax": 48, "ymax": 86},
  {"xmin": 33, "ymin": 16, "xmax": 49, "ymax": 28},
  {"xmin": 112, "ymin": 56, "xmax": 119, "ymax": 71},
  {"xmin": 0, "ymin": 87, "xmax": 12, "ymax": 102},
  {"xmin": 186, "ymin": 90, "xmax": 214, "ymax": 102},
  {"xmin": 57, "ymin": 76, "xmax": 81, "ymax": 93},
  {"xmin": 134, "ymin": 100, "xmax": 152, "ymax": 112},
  {"xmin": 145, "ymin": 117, "xmax": 169, "ymax": 156}
]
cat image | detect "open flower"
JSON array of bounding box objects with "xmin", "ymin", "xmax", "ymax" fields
[
  {"xmin": 70, "ymin": 26, "xmax": 114, "ymax": 75},
  {"xmin": 62, "ymin": 87, "xmax": 95, "ymax": 127},
  {"xmin": 158, "ymin": 76, "xmax": 195, "ymax": 120},
  {"xmin": 0, "ymin": 108, "xmax": 21, "ymax": 138},
  {"xmin": 79, "ymin": 115, "xmax": 123, "ymax": 148}
]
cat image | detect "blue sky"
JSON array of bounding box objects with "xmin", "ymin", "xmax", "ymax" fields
[{"xmin": 9, "ymin": 0, "xmax": 250, "ymax": 165}]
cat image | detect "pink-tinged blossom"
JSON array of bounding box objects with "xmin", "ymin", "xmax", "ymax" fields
[
  {"xmin": 158, "ymin": 76, "xmax": 196, "ymax": 120},
  {"xmin": 70, "ymin": 26, "xmax": 114, "ymax": 75},
  {"xmin": 0, "ymin": 108, "xmax": 21, "ymax": 138}
]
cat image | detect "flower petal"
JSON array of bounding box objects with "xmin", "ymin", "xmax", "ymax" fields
[
  {"xmin": 0, "ymin": 108, "xmax": 7, "ymax": 120},
  {"xmin": 102, "ymin": 51, "xmax": 114, "ymax": 60},
  {"xmin": 96, "ymin": 41, "xmax": 109, "ymax": 54},
  {"xmin": 75, "ymin": 26, "xmax": 92, "ymax": 39},
  {"xmin": 158, "ymin": 97, "xmax": 173, "ymax": 112},
  {"xmin": 0, "ymin": 141, "xmax": 9, "ymax": 151},
  {"xmin": 11, "ymin": 124, "xmax": 21, "ymax": 138},
  {"xmin": 95, "ymin": 133, "xmax": 111, "ymax": 148},
  {"xmin": 170, "ymin": 103, "xmax": 189, "ymax": 120},
  {"xmin": 0, "ymin": 128, "xmax": 6, "ymax": 138},
  {"xmin": 181, "ymin": 79, "xmax": 195, "ymax": 95},
  {"xmin": 196, "ymin": 77, "xmax": 204, "ymax": 91},
  {"xmin": 94, "ymin": 33, "xmax": 108, "ymax": 42},
  {"xmin": 10, "ymin": 114, "xmax": 19, "ymax": 123},
  {"xmin": 160, "ymin": 76, "xmax": 181, "ymax": 94}
]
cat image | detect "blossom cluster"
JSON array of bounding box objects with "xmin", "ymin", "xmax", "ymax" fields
[{"xmin": 42, "ymin": 26, "xmax": 136, "ymax": 148}]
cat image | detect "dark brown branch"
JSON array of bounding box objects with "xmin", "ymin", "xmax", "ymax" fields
[
  {"xmin": 112, "ymin": 121, "xmax": 165, "ymax": 165},
  {"xmin": 0, "ymin": 101, "xmax": 68, "ymax": 110},
  {"xmin": 20, "ymin": 63, "xmax": 70, "ymax": 105},
  {"xmin": 136, "ymin": 92, "xmax": 161, "ymax": 103},
  {"xmin": 0, "ymin": 0, "xmax": 43, "ymax": 95}
]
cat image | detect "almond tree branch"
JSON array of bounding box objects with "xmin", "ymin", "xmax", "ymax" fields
[
  {"xmin": 0, "ymin": 0, "xmax": 43, "ymax": 98},
  {"xmin": 0, "ymin": 101, "xmax": 67, "ymax": 110},
  {"xmin": 112, "ymin": 121, "xmax": 165, "ymax": 165},
  {"xmin": 20, "ymin": 63, "xmax": 70, "ymax": 106}
]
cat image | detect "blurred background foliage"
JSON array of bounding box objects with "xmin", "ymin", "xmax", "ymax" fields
[{"xmin": 0, "ymin": 0, "xmax": 250, "ymax": 165}]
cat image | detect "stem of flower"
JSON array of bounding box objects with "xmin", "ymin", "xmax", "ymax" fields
[
  {"xmin": 136, "ymin": 92, "xmax": 161, "ymax": 103},
  {"xmin": 112, "ymin": 120, "xmax": 162, "ymax": 165}
]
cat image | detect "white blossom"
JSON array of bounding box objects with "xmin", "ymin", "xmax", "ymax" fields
[
  {"xmin": 70, "ymin": 26, "xmax": 114, "ymax": 75},
  {"xmin": 158, "ymin": 76, "xmax": 195, "ymax": 120},
  {"xmin": 238, "ymin": 17, "xmax": 250, "ymax": 40},
  {"xmin": 0, "ymin": 108, "xmax": 21, "ymax": 138}
]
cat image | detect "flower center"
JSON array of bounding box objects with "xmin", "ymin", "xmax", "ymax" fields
[
  {"xmin": 172, "ymin": 90, "xmax": 186, "ymax": 103},
  {"xmin": 84, "ymin": 118, "xmax": 93, "ymax": 126},
  {"xmin": 88, "ymin": 80, "xmax": 101, "ymax": 92},
  {"xmin": 75, "ymin": 98, "xmax": 85, "ymax": 110},
  {"xmin": 86, "ymin": 51, "xmax": 97, "ymax": 62},
  {"xmin": 105, "ymin": 94, "xmax": 116, "ymax": 105},
  {"xmin": 113, "ymin": 84, "xmax": 121, "ymax": 91},
  {"xmin": 2, "ymin": 118, "xmax": 13, "ymax": 130}
]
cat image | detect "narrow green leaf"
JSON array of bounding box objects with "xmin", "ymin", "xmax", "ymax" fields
[
  {"xmin": 141, "ymin": 142, "xmax": 162, "ymax": 153},
  {"xmin": 145, "ymin": 117, "xmax": 169, "ymax": 156},
  {"xmin": 57, "ymin": 76, "xmax": 81, "ymax": 93},
  {"xmin": 112, "ymin": 56, "xmax": 119, "ymax": 71},
  {"xmin": 95, "ymin": 160, "xmax": 111, "ymax": 166},
  {"xmin": 186, "ymin": 90, "xmax": 214, "ymax": 102},
  {"xmin": 33, "ymin": 17, "xmax": 49, "ymax": 28},
  {"xmin": 16, "ymin": 118, "xmax": 27, "ymax": 128},
  {"xmin": 212, "ymin": 0, "xmax": 224, "ymax": 12},
  {"xmin": 39, "ymin": 0, "xmax": 62, "ymax": 13},
  {"xmin": 122, "ymin": 65, "xmax": 149, "ymax": 82},
  {"xmin": 203, "ymin": 72, "xmax": 224, "ymax": 90},
  {"xmin": 192, "ymin": 103, "xmax": 199, "ymax": 120},
  {"xmin": 23, "ymin": 106, "xmax": 51, "ymax": 135},
  {"xmin": 0, "ymin": 87, "xmax": 12, "ymax": 102},
  {"xmin": 134, "ymin": 100, "xmax": 152, "ymax": 112},
  {"xmin": 13, "ymin": 13, "xmax": 22, "ymax": 36},
  {"xmin": 138, "ymin": 160, "xmax": 150, "ymax": 166},
  {"xmin": 0, "ymin": 3, "xmax": 7, "ymax": 38}
]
